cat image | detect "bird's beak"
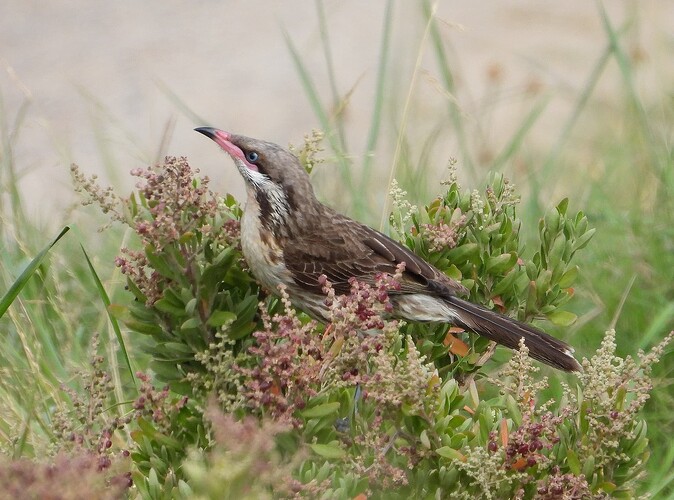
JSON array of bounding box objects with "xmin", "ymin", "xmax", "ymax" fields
[{"xmin": 194, "ymin": 127, "xmax": 251, "ymax": 167}]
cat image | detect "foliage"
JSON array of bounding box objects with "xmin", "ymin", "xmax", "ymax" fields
[
  {"xmin": 390, "ymin": 164, "xmax": 594, "ymax": 377},
  {"xmin": 1, "ymin": 4, "xmax": 672, "ymax": 498},
  {"xmin": 73, "ymin": 157, "xmax": 260, "ymax": 392},
  {"xmin": 39, "ymin": 151, "xmax": 668, "ymax": 498},
  {"xmin": 0, "ymin": 453, "xmax": 130, "ymax": 500}
]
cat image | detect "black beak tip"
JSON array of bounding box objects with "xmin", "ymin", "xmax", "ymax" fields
[{"xmin": 194, "ymin": 126, "xmax": 217, "ymax": 139}]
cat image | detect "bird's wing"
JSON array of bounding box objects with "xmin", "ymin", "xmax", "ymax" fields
[{"xmin": 284, "ymin": 212, "xmax": 467, "ymax": 297}]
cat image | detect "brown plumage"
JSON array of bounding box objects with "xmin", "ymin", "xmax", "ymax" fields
[{"xmin": 195, "ymin": 127, "xmax": 581, "ymax": 372}]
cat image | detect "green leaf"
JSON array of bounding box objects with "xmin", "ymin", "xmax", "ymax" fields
[
  {"xmin": 136, "ymin": 417, "xmax": 158, "ymax": 436},
  {"xmin": 202, "ymin": 247, "xmax": 238, "ymax": 289},
  {"xmin": 547, "ymin": 310, "xmax": 577, "ymax": 326},
  {"xmin": 485, "ymin": 252, "xmax": 517, "ymax": 274},
  {"xmin": 301, "ymin": 402, "xmax": 341, "ymax": 419},
  {"xmin": 572, "ymin": 228, "xmax": 596, "ymax": 252},
  {"xmin": 596, "ymin": 482, "xmax": 617, "ymax": 494},
  {"xmin": 228, "ymin": 294, "xmax": 260, "ymax": 339},
  {"xmin": 610, "ymin": 490, "xmax": 633, "ymax": 499},
  {"xmin": 309, "ymin": 443, "xmax": 346, "ymax": 459},
  {"xmin": 628, "ymin": 437, "xmax": 649, "ymax": 456},
  {"xmin": 162, "ymin": 342, "xmax": 196, "ymax": 356},
  {"xmin": 478, "ymin": 412, "xmax": 492, "ymax": 445},
  {"xmin": 206, "ymin": 310, "xmax": 237, "ymax": 327},
  {"xmin": 558, "ymin": 265, "xmax": 578, "ymax": 288},
  {"xmin": 181, "ymin": 317, "xmax": 201, "ymax": 331},
  {"xmin": 150, "ymin": 359, "xmax": 184, "ymax": 381},
  {"xmin": 128, "ymin": 300, "xmax": 157, "ymax": 321},
  {"xmin": 152, "ymin": 431, "xmax": 183, "ymax": 450},
  {"xmin": 447, "ymin": 243, "xmax": 480, "ymax": 265},
  {"xmin": 525, "ymin": 280, "xmax": 538, "ymax": 317},
  {"xmin": 155, "ymin": 298, "xmax": 188, "ymax": 316},
  {"xmin": 445, "ymin": 264, "xmax": 462, "ymax": 281},
  {"xmin": 544, "ymin": 209, "xmax": 561, "ymax": 236},
  {"xmin": 178, "ymin": 480, "xmax": 192, "ymax": 498},
  {"xmin": 0, "ymin": 226, "xmax": 70, "ymax": 319},
  {"xmin": 420, "ymin": 430, "xmax": 431, "ymax": 449},
  {"xmin": 567, "ymin": 449, "xmax": 581, "ymax": 475},
  {"xmin": 185, "ymin": 297, "xmax": 197, "ymax": 316},
  {"xmin": 547, "ymin": 237, "xmax": 567, "ymax": 268},
  {"xmin": 145, "ymin": 247, "xmax": 180, "ymax": 279},
  {"xmin": 461, "ymin": 280, "xmax": 477, "ymax": 294},
  {"xmin": 556, "ymin": 197, "xmax": 569, "ymax": 216},
  {"xmin": 582, "ymin": 454, "xmax": 595, "ymax": 479},
  {"xmin": 491, "ymin": 268, "xmax": 521, "ymax": 296},
  {"xmin": 535, "ymin": 269, "xmax": 552, "ymax": 297},
  {"xmin": 125, "ymin": 319, "xmax": 163, "ymax": 336},
  {"xmin": 505, "ymin": 395, "xmax": 522, "ymax": 426},
  {"xmin": 81, "ymin": 245, "xmax": 136, "ymax": 387},
  {"xmin": 436, "ymin": 446, "xmax": 465, "ymax": 461}
]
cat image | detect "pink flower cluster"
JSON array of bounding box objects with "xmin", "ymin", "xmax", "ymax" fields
[
  {"xmin": 420, "ymin": 215, "xmax": 467, "ymax": 253},
  {"xmin": 129, "ymin": 157, "xmax": 220, "ymax": 250},
  {"xmin": 113, "ymin": 157, "xmax": 240, "ymax": 304},
  {"xmin": 241, "ymin": 267, "xmax": 408, "ymax": 424}
]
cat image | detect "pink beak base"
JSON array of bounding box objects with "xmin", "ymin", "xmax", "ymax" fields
[{"xmin": 194, "ymin": 127, "xmax": 258, "ymax": 171}]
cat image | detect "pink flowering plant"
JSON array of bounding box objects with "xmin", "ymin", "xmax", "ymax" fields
[
  {"xmin": 74, "ymin": 157, "xmax": 261, "ymax": 389},
  {"xmin": 60, "ymin": 142, "xmax": 672, "ymax": 499}
]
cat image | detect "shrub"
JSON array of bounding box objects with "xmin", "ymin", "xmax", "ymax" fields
[{"xmin": 61, "ymin": 143, "xmax": 672, "ymax": 498}]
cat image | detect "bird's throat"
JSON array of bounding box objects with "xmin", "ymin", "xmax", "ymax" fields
[
  {"xmin": 248, "ymin": 182, "xmax": 291, "ymax": 235},
  {"xmin": 240, "ymin": 192, "xmax": 293, "ymax": 293}
]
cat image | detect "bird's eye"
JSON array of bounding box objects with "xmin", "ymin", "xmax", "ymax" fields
[{"xmin": 246, "ymin": 151, "xmax": 259, "ymax": 163}]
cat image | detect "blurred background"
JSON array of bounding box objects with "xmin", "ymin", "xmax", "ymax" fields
[
  {"xmin": 1, "ymin": 0, "xmax": 673, "ymax": 495},
  {"xmin": 2, "ymin": 1, "xmax": 672, "ymax": 218}
]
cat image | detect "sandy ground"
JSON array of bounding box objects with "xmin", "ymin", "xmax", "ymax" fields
[{"xmin": 1, "ymin": 1, "xmax": 672, "ymax": 223}]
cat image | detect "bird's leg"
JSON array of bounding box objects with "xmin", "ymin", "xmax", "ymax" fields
[
  {"xmin": 460, "ymin": 342, "xmax": 498, "ymax": 389},
  {"xmin": 474, "ymin": 341, "xmax": 497, "ymax": 368},
  {"xmin": 362, "ymin": 428, "xmax": 400, "ymax": 474},
  {"xmin": 321, "ymin": 323, "xmax": 333, "ymax": 339},
  {"xmin": 319, "ymin": 324, "xmax": 343, "ymax": 379}
]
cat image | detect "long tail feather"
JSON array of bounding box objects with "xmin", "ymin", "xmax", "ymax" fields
[{"xmin": 447, "ymin": 296, "xmax": 581, "ymax": 372}]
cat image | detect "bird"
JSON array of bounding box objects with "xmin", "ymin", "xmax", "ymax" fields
[{"xmin": 195, "ymin": 127, "xmax": 581, "ymax": 372}]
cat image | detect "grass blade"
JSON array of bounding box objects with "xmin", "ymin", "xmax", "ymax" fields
[
  {"xmin": 0, "ymin": 92, "xmax": 32, "ymax": 234},
  {"xmin": 639, "ymin": 302, "xmax": 674, "ymax": 351},
  {"xmin": 379, "ymin": 0, "xmax": 437, "ymax": 231},
  {"xmin": 154, "ymin": 78, "xmax": 208, "ymax": 126},
  {"xmin": 526, "ymin": 42, "xmax": 612, "ymax": 214},
  {"xmin": 80, "ymin": 245, "xmax": 137, "ymax": 388},
  {"xmin": 361, "ymin": 0, "xmax": 394, "ymax": 185},
  {"xmin": 315, "ymin": 0, "xmax": 348, "ymax": 154},
  {"xmin": 282, "ymin": 28, "xmax": 352, "ymax": 189},
  {"xmin": 489, "ymin": 96, "xmax": 550, "ymax": 171},
  {"xmin": 0, "ymin": 226, "xmax": 70, "ymax": 319},
  {"xmin": 424, "ymin": 0, "xmax": 475, "ymax": 177}
]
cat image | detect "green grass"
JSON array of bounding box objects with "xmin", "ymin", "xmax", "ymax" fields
[{"xmin": 0, "ymin": 1, "xmax": 672, "ymax": 496}]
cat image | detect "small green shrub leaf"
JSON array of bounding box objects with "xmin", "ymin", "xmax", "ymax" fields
[
  {"xmin": 547, "ymin": 310, "xmax": 577, "ymax": 326},
  {"xmin": 310, "ymin": 443, "xmax": 346, "ymax": 459},
  {"xmin": 567, "ymin": 449, "xmax": 582, "ymax": 475},
  {"xmin": 301, "ymin": 402, "xmax": 341, "ymax": 418},
  {"xmin": 206, "ymin": 310, "xmax": 237, "ymax": 327},
  {"xmin": 436, "ymin": 446, "xmax": 465, "ymax": 461}
]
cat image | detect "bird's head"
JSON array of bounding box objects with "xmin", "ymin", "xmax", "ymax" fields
[{"xmin": 196, "ymin": 127, "xmax": 319, "ymax": 230}]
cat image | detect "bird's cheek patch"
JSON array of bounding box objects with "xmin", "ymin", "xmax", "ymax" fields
[
  {"xmin": 235, "ymin": 157, "xmax": 259, "ymax": 173},
  {"xmin": 246, "ymin": 168, "xmax": 269, "ymax": 185},
  {"xmin": 243, "ymin": 160, "xmax": 260, "ymax": 172}
]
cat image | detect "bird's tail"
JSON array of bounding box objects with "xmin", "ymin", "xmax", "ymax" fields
[{"xmin": 446, "ymin": 296, "xmax": 581, "ymax": 372}]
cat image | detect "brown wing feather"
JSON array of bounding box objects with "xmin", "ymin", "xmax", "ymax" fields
[{"xmin": 283, "ymin": 211, "xmax": 467, "ymax": 297}]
